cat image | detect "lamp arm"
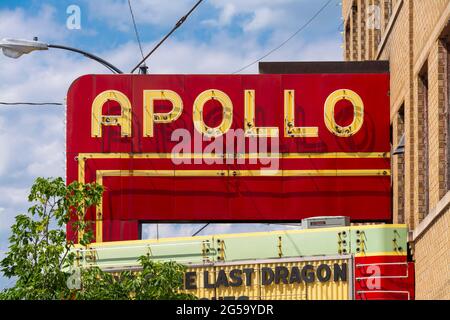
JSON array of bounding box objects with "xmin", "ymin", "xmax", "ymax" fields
[{"xmin": 48, "ymin": 44, "xmax": 124, "ymax": 74}]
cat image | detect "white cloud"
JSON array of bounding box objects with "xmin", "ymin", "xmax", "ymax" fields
[
  {"xmin": 83, "ymin": 0, "xmax": 336, "ymax": 39},
  {"xmin": 0, "ymin": 5, "xmax": 67, "ymax": 42},
  {"xmin": 244, "ymin": 7, "xmax": 284, "ymax": 32},
  {"xmin": 202, "ymin": 3, "xmax": 236, "ymax": 27},
  {"xmin": 0, "ymin": 110, "xmax": 66, "ymax": 179},
  {"xmin": 0, "ymin": 186, "xmax": 29, "ymax": 244},
  {"xmin": 26, "ymin": 141, "xmax": 65, "ymax": 177},
  {"xmin": 83, "ymin": 0, "xmax": 194, "ymax": 31},
  {"xmin": 106, "ymin": 29, "xmax": 341, "ymax": 76},
  {"xmin": 205, "ymin": 0, "xmax": 321, "ymax": 32},
  {"xmin": 0, "ymin": 187, "xmax": 28, "ymax": 207},
  {"xmin": 0, "ymin": 117, "xmax": 11, "ymax": 175}
]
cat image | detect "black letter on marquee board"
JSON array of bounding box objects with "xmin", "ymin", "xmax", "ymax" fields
[
  {"xmin": 229, "ymin": 269, "xmax": 243, "ymax": 287},
  {"xmin": 185, "ymin": 271, "xmax": 197, "ymax": 290},
  {"xmin": 216, "ymin": 269, "xmax": 230, "ymax": 288},
  {"xmin": 302, "ymin": 265, "xmax": 315, "ymax": 283},
  {"xmin": 289, "ymin": 266, "xmax": 302, "ymax": 284},
  {"xmin": 334, "ymin": 263, "xmax": 347, "ymax": 282},
  {"xmin": 317, "ymin": 264, "xmax": 332, "ymax": 282},
  {"xmin": 243, "ymin": 268, "xmax": 254, "ymax": 286},
  {"xmin": 204, "ymin": 270, "xmax": 215, "ymax": 288},
  {"xmin": 261, "ymin": 267, "xmax": 275, "ymax": 285},
  {"xmin": 274, "ymin": 266, "xmax": 289, "ymax": 284}
]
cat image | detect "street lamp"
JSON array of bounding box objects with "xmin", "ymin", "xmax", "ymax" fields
[{"xmin": 0, "ymin": 38, "xmax": 123, "ymax": 74}]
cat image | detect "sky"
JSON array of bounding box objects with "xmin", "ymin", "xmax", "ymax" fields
[{"xmin": 0, "ymin": 0, "xmax": 343, "ymax": 289}]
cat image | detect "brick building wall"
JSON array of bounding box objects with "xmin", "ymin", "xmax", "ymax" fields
[
  {"xmin": 414, "ymin": 205, "xmax": 450, "ymax": 299},
  {"xmin": 342, "ymin": 0, "xmax": 450, "ymax": 300}
]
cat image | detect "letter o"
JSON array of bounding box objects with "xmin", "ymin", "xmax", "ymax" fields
[
  {"xmin": 324, "ymin": 89, "xmax": 364, "ymax": 137},
  {"xmin": 316, "ymin": 264, "xmax": 332, "ymax": 282},
  {"xmin": 193, "ymin": 89, "xmax": 233, "ymax": 138}
]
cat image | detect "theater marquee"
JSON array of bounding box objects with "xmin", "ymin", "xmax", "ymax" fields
[
  {"xmin": 182, "ymin": 256, "xmax": 352, "ymax": 300},
  {"xmin": 66, "ymin": 73, "xmax": 391, "ymax": 242}
]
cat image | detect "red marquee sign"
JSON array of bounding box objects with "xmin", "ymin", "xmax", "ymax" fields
[{"xmin": 66, "ymin": 73, "xmax": 391, "ymax": 242}]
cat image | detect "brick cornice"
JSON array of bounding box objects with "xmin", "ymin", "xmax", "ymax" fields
[
  {"xmin": 343, "ymin": 0, "xmax": 354, "ymax": 23},
  {"xmin": 413, "ymin": 3, "xmax": 450, "ymax": 75},
  {"xmin": 376, "ymin": 0, "xmax": 404, "ymax": 59},
  {"xmin": 411, "ymin": 191, "xmax": 450, "ymax": 242}
]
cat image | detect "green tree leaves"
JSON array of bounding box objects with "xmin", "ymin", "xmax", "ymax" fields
[
  {"xmin": 0, "ymin": 177, "xmax": 193, "ymax": 300},
  {"xmin": 75, "ymin": 257, "xmax": 195, "ymax": 300},
  {"xmin": 0, "ymin": 177, "xmax": 103, "ymax": 299}
]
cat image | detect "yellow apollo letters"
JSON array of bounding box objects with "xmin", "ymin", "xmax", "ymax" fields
[
  {"xmin": 90, "ymin": 88, "xmax": 365, "ymax": 138},
  {"xmin": 91, "ymin": 90, "xmax": 132, "ymax": 138},
  {"xmin": 244, "ymin": 90, "xmax": 279, "ymax": 137},
  {"xmin": 284, "ymin": 90, "xmax": 319, "ymax": 138},
  {"xmin": 193, "ymin": 89, "xmax": 233, "ymax": 138},
  {"xmin": 324, "ymin": 89, "xmax": 364, "ymax": 137},
  {"xmin": 143, "ymin": 90, "xmax": 183, "ymax": 137}
]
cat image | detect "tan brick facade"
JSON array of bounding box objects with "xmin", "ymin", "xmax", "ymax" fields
[
  {"xmin": 414, "ymin": 206, "xmax": 450, "ymax": 299},
  {"xmin": 343, "ymin": 0, "xmax": 450, "ymax": 300}
]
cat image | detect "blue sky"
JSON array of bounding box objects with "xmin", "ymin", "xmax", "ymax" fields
[{"xmin": 0, "ymin": 0, "xmax": 343, "ymax": 289}]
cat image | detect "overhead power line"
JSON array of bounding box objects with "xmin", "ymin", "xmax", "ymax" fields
[
  {"xmin": 127, "ymin": 0, "xmax": 145, "ymax": 60},
  {"xmin": 191, "ymin": 223, "xmax": 302, "ymax": 237},
  {"xmin": 0, "ymin": 102, "xmax": 63, "ymax": 106},
  {"xmin": 232, "ymin": 0, "xmax": 334, "ymax": 74},
  {"xmin": 192, "ymin": 223, "xmax": 210, "ymax": 237},
  {"xmin": 130, "ymin": 0, "xmax": 204, "ymax": 73}
]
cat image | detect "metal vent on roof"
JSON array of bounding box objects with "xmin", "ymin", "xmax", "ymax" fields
[{"xmin": 302, "ymin": 216, "xmax": 350, "ymax": 229}]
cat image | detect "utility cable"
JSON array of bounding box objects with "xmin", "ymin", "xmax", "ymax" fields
[
  {"xmin": 0, "ymin": 102, "xmax": 63, "ymax": 106},
  {"xmin": 130, "ymin": 0, "xmax": 204, "ymax": 73},
  {"xmin": 127, "ymin": 0, "xmax": 145, "ymax": 60},
  {"xmin": 232, "ymin": 0, "xmax": 333, "ymax": 74},
  {"xmin": 192, "ymin": 223, "xmax": 210, "ymax": 237}
]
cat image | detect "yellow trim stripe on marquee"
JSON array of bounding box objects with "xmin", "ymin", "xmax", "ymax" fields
[
  {"xmin": 74, "ymin": 152, "xmax": 391, "ymax": 243},
  {"xmin": 76, "ymin": 152, "xmax": 390, "ymax": 183}
]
